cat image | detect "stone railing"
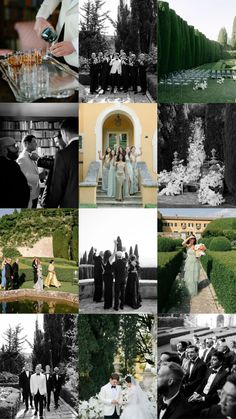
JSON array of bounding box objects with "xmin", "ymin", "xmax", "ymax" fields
[
  {"xmin": 0, "ymin": 387, "xmax": 21, "ymax": 419},
  {"xmin": 137, "ymin": 162, "xmax": 157, "ymax": 207},
  {"xmin": 0, "ymin": 289, "xmax": 79, "ymax": 307},
  {"xmin": 79, "ymin": 161, "xmax": 100, "ymax": 206},
  {"xmin": 79, "ymin": 278, "xmax": 157, "ymax": 300}
]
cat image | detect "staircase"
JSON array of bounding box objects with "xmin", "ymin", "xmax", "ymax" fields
[{"xmin": 96, "ymin": 178, "xmax": 142, "ymax": 207}]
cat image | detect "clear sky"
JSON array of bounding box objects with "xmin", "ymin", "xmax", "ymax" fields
[
  {"xmin": 0, "ymin": 209, "xmax": 17, "ymax": 217},
  {"xmin": 160, "ymin": 208, "xmax": 236, "ymax": 218},
  {"xmin": 79, "ymin": 209, "xmax": 157, "ymax": 266},
  {"xmin": 79, "ymin": 0, "xmax": 123, "ymax": 35},
  {"xmin": 0, "ymin": 314, "xmax": 44, "ymax": 353},
  {"xmin": 166, "ymin": 0, "xmax": 236, "ymax": 41}
]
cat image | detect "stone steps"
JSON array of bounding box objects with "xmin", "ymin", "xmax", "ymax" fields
[{"xmin": 96, "ymin": 180, "xmax": 142, "ymax": 207}]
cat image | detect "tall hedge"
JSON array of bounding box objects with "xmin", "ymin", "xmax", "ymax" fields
[
  {"xmin": 158, "ymin": 250, "xmax": 183, "ymax": 312},
  {"xmin": 53, "ymin": 227, "xmax": 70, "ymax": 260},
  {"xmin": 71, "ymin": 226, "xmax": 78, "ymax": 261},
  {"xmin": 158, "ymin": 1, "xmax": 223, "ymax": 76}
]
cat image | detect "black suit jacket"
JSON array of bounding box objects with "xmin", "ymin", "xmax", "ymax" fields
[
  {"xmin": 19, "ymin": 371, "xmax": 32, "ymax": 393},
  {"xmin": 0, "ymin": 156, "xmax": 30, "ymax": 208},
  {"xmin": 112, "ymin": 259, "xmax": 127, "ymax": 284},
  {"xmin": 93, "ymin": 255, "xmax": 104, "ymax": 276},
  {"xmin": 196, "ymin": 366, "xmax": 228, "ymax": 406},
  {"xmin": 48, "ymin": 140, "xmax": 78, "ymax": 208},
  {"xmin": 158, "ymin": 393, "xmax": 195, "ymax": 419},
  {"xmin": 222, "ymin": 348, "xmax": 234, "ymax": 371},
  {"xmin": 5, "ymin": 263, "xmax": 13, "ymax": 281},
  {"xmin": 52, "ymin": 373, "xmax": 63, "ymax": 392},
  {"xmin": 201, "ymin": 404, "xmax": 226, "ymax": 418},
  {"xmin": 182, "ymin": 358, "xmax": 207, "ymax": 396},
  {"xmin": 201, "ymin": 347, "xmax": 215, "ymax": 366},
  {"xmin": 45, "ymin": 373, "xmax": 53, "ymax": 392}
]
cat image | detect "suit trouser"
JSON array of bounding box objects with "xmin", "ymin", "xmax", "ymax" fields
[
  {"xmin": 104, "ymin": 407, "xmax": 119, "ymax": 418},
  {"xmin": 47, "ymin": 390, "xmax": 51, "ymax": 409},
  {"xmin": 114, "ymin": 282, "xmax": 125, "ymax": 309},
  {"xmin": 111, "ymin": 73, "xmax": 120, "ymax": 91},
  {"xmin": 54, "ymin": 389, "xmax": 60, "ymax": 407},
  {"xmin": 23, "ymin": 391, "xmax": 33, "ymax": 409},
  {"xmin": 34, "ymin": 391, "xmax": 44, "ymax": 416}
]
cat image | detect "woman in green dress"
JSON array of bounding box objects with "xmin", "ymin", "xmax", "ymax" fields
[
  {"xmin": 182, "ymin": 235, "xmax": 200, "ymax": 297},
  {"xmin": 125, "ymin": 146, "xmax": 133, "ymax": 195},
  {"xmin": 115, "ymin": 152, "xmax": 127, "ymax": 201},
  {"xmin": 107, "ymin": 149, "xmax": 116, "ymax": 197},
  {"xmin": 130, "ymin": 146, "xmax": 142, "ymax": 195},
  {"xmin": 98, "ymin": 147, "xmax": 111, "ymax": 191}
]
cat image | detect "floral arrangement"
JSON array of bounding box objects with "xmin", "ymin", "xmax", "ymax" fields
[
  {"xmin": 217, "ymin": 77, "xmax": 224, "ymax": 84},
  {"xmin": 158, "ymin": 164, "xmax": 189, "ymax": 196},
  {"xmin": 195, "ymin": 243, "xmax": 206, "ymax": 257},
  {"xmin": 79, "ymin": 394, "xmax": 103, "ymax": 419},
  {"xmin": 193, "ymin": 80, "xmax": 208, "ymax": 90},
  {"xmin": 185, "ymin": 118, "xmax": 206, "ymax": 182},
  {"xmin": 198, "ymin": 166, "xmax": 225, "ymax": 206}
]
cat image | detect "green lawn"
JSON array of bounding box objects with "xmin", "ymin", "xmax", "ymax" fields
[{"xmin": 20, "ymin": 281, "xmax": 78, "ymax": 294}]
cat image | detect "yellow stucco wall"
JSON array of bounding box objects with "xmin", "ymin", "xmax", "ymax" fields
[
  {"xmin": 79, "ymin": 103, "xmax": 157, "ymax": 182},
  {"xmin": 162, "ymin": 217, "xmax": 212, "ymax": 234}
]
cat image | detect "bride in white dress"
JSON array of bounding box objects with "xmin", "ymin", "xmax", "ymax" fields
[
  {"xmin": 120, "ymin": 376, "xmax": 156, "ymax": 419},
  {"xmin": 33, "ymin": 259, "xmax": 43, "ymax": 291}
]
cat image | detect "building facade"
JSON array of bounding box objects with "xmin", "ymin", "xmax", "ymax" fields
[{"xmin": 161, "ymin": 215, "xmax": 213, "ymax": 238}]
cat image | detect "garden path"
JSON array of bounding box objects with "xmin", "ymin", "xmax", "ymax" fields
[
  {"xmin": 79, "ymin": 298, "xmax": 157, "ymax": 314},
  {"xmin": 83, "ymin": 87, "xmax": 153, "ymax": 103},
  {"xmin": 16, "ymin": 397, "xmax": 77, "ymax": 419}
]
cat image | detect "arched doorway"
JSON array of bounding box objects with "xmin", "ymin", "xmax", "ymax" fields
[{"xmin": 95, "ymin": 104, "xmax": 142, "ymax": 160}]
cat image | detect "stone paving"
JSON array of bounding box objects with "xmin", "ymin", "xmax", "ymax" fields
[
  {"xmin": 16, "ymin": 398, "xmax": 77, "ymax": 419},
  {"xmin": 83, "ymin": 86, "xmax": 153, "ymax": 103},
  {"xmin": 79, "ymin": 298, "xmax": 157, "ymax": 314}
]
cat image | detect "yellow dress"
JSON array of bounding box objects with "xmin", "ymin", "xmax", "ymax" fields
[{"xmin": 44, "ymin": 264, "xmax": 61, "ymax": 288}]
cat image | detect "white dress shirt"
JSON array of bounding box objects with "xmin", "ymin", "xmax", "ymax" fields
[{"xmin": 203, "ymin": 366, "xmax": 221, "ymax": 395}]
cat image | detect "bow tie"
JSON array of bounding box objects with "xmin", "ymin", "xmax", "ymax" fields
[
  {"xmin": 111, "ymin": 386, "xmax": 116, "ymax": 389},
  {"xmin": 159, "ymin": 401, "xmax": 168, "ymax": 411},
  {"xmin": 36, "ymin": 373, "xmax": 40, "ymax": 376},
  {"xmin": 210, "ymin": 369, "xmax": 218, "ymax": 374}
]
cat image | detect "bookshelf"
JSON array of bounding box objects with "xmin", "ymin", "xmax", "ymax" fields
[{"xmin": 0, "ymin": 119, "xmax": 62, "ymax": 157}]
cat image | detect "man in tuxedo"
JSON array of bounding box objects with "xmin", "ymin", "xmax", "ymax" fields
[
  {"xmin": 47, "ymin": 117, "xmax": 78, "ymax": 208},
  {"xmin": 200, "ymin": 374, "xmax": 236, "ymax": 418},
  {"xmin": 93, "ymin": 249, "xmax": 104, "ymax": 303},
  {"xmin": 12, "ymin": 258, "xmax": 19, "ymax": 289},
  {"xmin": 158, "ymin": 352, "xmax": 182, "ymax": 371},
  {"xmin": 34, "ymin": 0, "xmax": 78, "ymax": 71},
  {"xmin": 201, "ymin": 338, "xmax": 216, "ymax": 367},
  {"xmin": 219, "ymin": 343, "xmax": 235, "ymax": 372},
  {"xmin": 52, "ymin": 367, "xmax": 63, "ymax": 409},
  {"xmin": 44, "ymin": 365, "xmax": 53, "ymax": 412},
  {"xmin": 17, "ymin": 135, "xmax": 40, "ymax": 208},
  {"xmin": 99, "ymin": 373, "xmax": 122, "ymax": 419},
  {"xmin": 177, "ymin": 341, "xmax": 188, "ymax": 364},
  {"xmin": 0, "ymin": 137, "xmax": 30, "ymax": 208},
  {"xmin": 32, "ymin": 258, "xmax": 38, "ymax": 284},
  {"xmin": 182, "ymin": 345, "xmax": 207, "ymax": 397},
  {"xmin": 101, "ymin": 51, "xmax": 111, "ymax": 93},
  {"xmin": 30, "ymin": 364, "xmax": 47, "ymax": 418},
  {"xmin": 112, "ymin": 251, "xmax": 127, "ymax": 311},
  {"xmin": 19, "ymin": 363, "xmax": 33, "ymax": 412},
  {"xmin": 158, "ymin": 362, "xmax": 194, "ymax": 419},
  {"xmin": 188, "ymin": 351, "xmax": 228, "ymax": 415},
  {"xmin": 5, "ymin": 258, "xmax": 13, "ymax": 290}
]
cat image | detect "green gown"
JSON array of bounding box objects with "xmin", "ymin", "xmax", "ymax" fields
[
  {"xmin": 184, "ymin": 248, "xmax": 200, "ymax": 297},
  {"xmin": 107, "ymin": 158, "xmax": 116, "ymax": 197}
]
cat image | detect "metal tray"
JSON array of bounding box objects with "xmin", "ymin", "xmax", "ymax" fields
[{"xmin": 0, "ymin": 54, "xmax": 78, "ymax": 102}]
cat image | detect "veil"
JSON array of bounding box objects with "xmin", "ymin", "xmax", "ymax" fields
[{"xmin": 130, "ymin": 376, "xmax": 156, "ymax": 419}]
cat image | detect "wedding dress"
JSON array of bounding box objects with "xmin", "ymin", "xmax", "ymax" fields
[
  {"xmin": 120, "ymin": 378, "xmax": 156, "ymax": 419},
  {"xmin": 34, "ymin": 264, "xmax": 43, "ymax": 291}
]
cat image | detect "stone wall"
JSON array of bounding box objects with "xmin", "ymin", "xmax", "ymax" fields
[
  {"xmin": 0, "ymin": 387, "xmax": 21, "ymax": 419},
  {"xmin": 17, "ymin": 237, "xmax": 53, "ymax": 258}
]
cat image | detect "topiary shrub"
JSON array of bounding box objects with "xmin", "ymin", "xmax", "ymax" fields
[
  {"xmin": 209, "ymin": 236, "xmax": 232, "ymax": 251},
  {"xmin": 71, "ymin": 226, "xmax": 78, "ymax": 262},
  {"xmin": 158, "ymin": 237, "xmax": 177, "ymax": 252},
  {"xmin": 2, "ymin": 247, "xmax": 21, "ymax": 259},
  {"xmin": 203, "ymin": 227, "xmax": 224, "ymax": 237},
  {"xmin": 223, "ymin": 230, "xmax": 236, "ymax": 241},
  {"xmin": 173, "ymin": 238, "xmax": 183, "ymax": 248},
  {"xmin": 201, "ymin": 237, "xmax": 213, "ymax": 249}
]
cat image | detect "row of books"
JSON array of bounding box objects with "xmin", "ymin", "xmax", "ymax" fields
[
  {"xmin": 0, "ymin": 132, "xmax": 59, "ymax": 142},
  {"xmin": 0, "ymin": 121, "xmax": 61, "ymax": 130}
]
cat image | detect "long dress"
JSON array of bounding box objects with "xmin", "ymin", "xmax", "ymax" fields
[
  {"xmin": 130, "ymin": 154, "xmax": 139, "ymax": 194},
  {"xmin": 34, "ymin": 264, "xmax": 43, "ymax": 291},
  {"xmin": 115, "ymin": 162, "xmax": 126, "ymax": 200},
  {"xmin": 44, "ymin": 263, "xmax": 61, "ymax": 288},
  {"xmin": 125, "ymin": 154, "xmax": 133, "ymax": 194},
  {"xmin": 125, "ymin": 268, "xmax": 142, "ymax": 309},
  {"xmin": 120, "ymin": 385, "xmax": 156, "ymax": 419},
  {"xmin": 103, "ymin": 261, "xmax": 113, "ymax": 309},
  {"xmin": 102, "ymin": 156, "xmax": 110, "ymax": 191},
  {"xmin": 107, "ymin": 158, "xmax": 116, "ymax": 197},
  {"xmin": 183, "ymin": 248, "xmax": 200, "ymax": 297},
  {"xmin": 1, "ymin": 266, "xmax": 6, "ymax": 289}
]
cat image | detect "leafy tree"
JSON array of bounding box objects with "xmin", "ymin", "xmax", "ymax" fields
[
  {"xmin": 32, "ymin": 319, "xmax": 46, "ymax": 369},
  {"xmin": 218, "ymin": 27, "xmax": 228, "ymax": 47}
]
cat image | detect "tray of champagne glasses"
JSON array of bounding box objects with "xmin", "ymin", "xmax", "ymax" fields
[{"xmin": 0, "ymin": 49, "xmax": 78, "ymax": 102}]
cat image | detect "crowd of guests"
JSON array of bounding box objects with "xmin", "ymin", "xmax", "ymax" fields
[
  {"xmin": 93, "ymin": 241, "xmax": 142, "ymax": 311},
  {"xmin": 0, "ymin": 258, "xmax": 61, "ymax": 291},
  {"xmin": 89, "ymin": 50, "xmax": 149, "ymax": 95},
  {"xmin": 99, "ymin": 145, "xmax": 142, "ymax": 201},
  {"xmin": 19, "ymin": 363, "xmax": 64, "ymax": 417},
  {"xmin": 0, "ymin": 117, "xmax": 78, "ymax": 208},
  {"xmin": 158, "ymin": 334, "xmax": 236, "ymax": 418}
]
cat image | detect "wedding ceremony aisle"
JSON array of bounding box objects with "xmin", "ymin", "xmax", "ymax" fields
[
  {"xmin": 15, "ymin": 398, "xmax": 77, "ymax": 419},
  {"xmin": 83, "ymin": 88, "xmax": 154, "ymax": 104}
]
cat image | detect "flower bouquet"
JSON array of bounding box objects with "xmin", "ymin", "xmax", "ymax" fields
[{"xmin": 195, "ymin": 243, "xmax": 206, "ymax": 257}]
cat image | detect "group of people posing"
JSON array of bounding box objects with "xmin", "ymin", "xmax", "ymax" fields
[
  {"xmin": 158, "ymin": 335, "xmax": 236, "ymax": 418},
  {"xmin": 89, "ymin": 50, "xmax": 148, "ymax": 95},
  {"xmin": 0, "ymin": 118, "xmax": 78, "ymax": 208},
  {"xmin": 99, "ymin": 145, "xmax": 142, "ymax": 201},
  {"xmin": 0, "ymin": 258, "xmax": 61, "ymax": 291},
  {"xmin": 19, "ymin": 363, "xmax": 64, "ymax": 417},
  {"xmin": 93, "ymin": 241, "xmax": 142, "ymax": 311}
]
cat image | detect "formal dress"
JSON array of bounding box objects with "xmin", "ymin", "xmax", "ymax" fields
[
  {"xmin": 112, "ymin": 259, "xmax": 127, "ymax": 310},
  {"xmin": 1, "ymin": 266, "xmax": 6, "ymax": 289},
  {"xmin": 103, "ymin": 261, "xmax": 113, "ymax": 309},
  {"xmin": 44, "ymin": 264, "xmax": 61, "ymax": 288},
  {"xmin": 17, "ymin": 150, "xmax": 40, "ymax": 207},
  {"xmin": 52, "ymin": 373, "xmax": 63, "ymax": 408},
  {"xmin": 158, "ymin": 393, "xmax": 194, "ymax": 419},
  {"xmin": 120, "ymin": 385, "xmax": 155, "ymax": 419},
  {"xmin": 19, "ymin": 370, "xmax": 33, "ymax": 410},
  {"xmin": 99, "ymin": 383, "xmax": 122, "ymax": 418},
  {"xmin": 102, "ymin": 156, "xmax": 110, "ymax": 191},
  {"xmin": 30, "ymin": 373, "xmax": 47, "ymax": 416},
  {"xmin": 182, "ymin": 357, "xmax": 207, "ymax": 397},
  {"xmin": 125, "ymin": 268, "xmax": 142, "ymax": 309},
  {"xmin": 107, "ymin": 158, "xmax": 116, "ymax": 197},
  {"xmin": 130, "ymin": 155, "xmax": 139, "ymax": 194},
  {"xmin": 34, "ymin": 265, "xmax": 43, "ymax": 291},
  {"xmin": 115, "ymin": 162, "xmax": 126, "ymax": 200},
  {"xmin": 0, "ymin": 156, "xmax": 30, "ymax": 208},
  {"xmin": 183, "ymin": 248, "xmax": 200, "ymax": 297},
  {"xmin": 200, "ymin": 404, "xmax": 226, "ymax": 418}
]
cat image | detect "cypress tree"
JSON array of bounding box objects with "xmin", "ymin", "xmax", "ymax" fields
[
  {"xmin": 218, "ymin": 27, "xmax": 228, "ymax": 47},
  {"xmin": 231, "ymin": 17, "xmax": 236, "ymax": 49},
  {"xmin": 158, "ymin": 1, "xmax": 171, "ymax": 76}
]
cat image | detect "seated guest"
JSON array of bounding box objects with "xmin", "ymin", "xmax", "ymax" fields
[
  {"xmin": 182, "ymin": 346, "xmax": 207, "ymax": 397},
  {"xmin": 199, "ymin": 341, "xmax": 207, "ymax": 359},
  {"xmin": 188, "ymin": 351, "xmax": 228, "ymax": 413},
  {"xmin": 201, "ymin": 338, "xmax": 216, "ymax": 367},
  {"xmin": 177, "ymin": 341, "xmax": 188, "ymax": 363},
  {"xmin": 158, "ymin": 352, "xmax": 182, "ymax": 370},
  {"xmin": 200, "ymin": 374, "xmax": 236, "ymax": 418},
  {"xmin": 219, "ymin": 343, "xmax": 235, "ymax": 372},
  {"xmin": 158, "ymin": 362, "xmax": 195, "ymax": 419},
  {"xmin": 231, "ymin": 363, "xmax": 236, "ymax": 374},
  {"xmin": 193, "ymin": 335, "xmax": 200, "ymax": 348}
]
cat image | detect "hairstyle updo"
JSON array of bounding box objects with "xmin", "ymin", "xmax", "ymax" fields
[{"xmin": 125, "ymin": 376, "xmax": 132, "ymax": 383}]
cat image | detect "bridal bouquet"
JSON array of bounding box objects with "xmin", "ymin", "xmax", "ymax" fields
[
  {"xmin": 120, "ymin": 387, "xmax": 129, "ymax": 412},
  {"xmin": 195, "ymin": 243, "xmax": 206, "ymax": 257},
  {"xmin": 79, "ymin": 395, "xmax": 103, "ymax": 419}
]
